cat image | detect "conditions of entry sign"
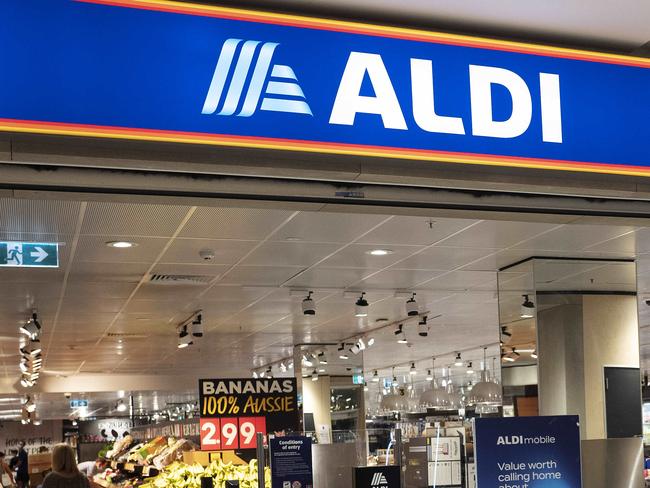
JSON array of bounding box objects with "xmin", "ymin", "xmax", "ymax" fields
[
  {"xmin": 474, "ymin": 415, "xmax": 582, "ymax": 488},
  {"xmin": 0, "ymin": 242, "xmax": 59, "ymax": 268}
]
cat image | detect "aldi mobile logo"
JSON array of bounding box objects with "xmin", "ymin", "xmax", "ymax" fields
[{"xmin": 202, "ymin": 39, "xmax": 312, "ymax": 117}]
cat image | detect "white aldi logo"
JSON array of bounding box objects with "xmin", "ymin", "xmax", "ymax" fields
[
  {"xmin": 370, "ymin": 472, "xmax": 388, "ymax": 487},
  {"xmin": 202, "ymin": 38, "xmax": 312, "ymax": 117}
]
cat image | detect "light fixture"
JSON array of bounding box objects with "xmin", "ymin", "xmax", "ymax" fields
[
  {"xmin": 426, "ymin": 370, "xmax": 433, "ymax": 381},
  {"xmin": 105, "ymin": 241, "xmax": 136, "ymax": 248},
  {"xmin": 191, "ymin": 314, "xmax": 203, "ymax": 337},
  {"xmin": 372, "ymin": 370, "xmax": 380, "ymax": 382},
  {"xmin": 367, "ymin": 249, "xmax": 394, "ymax": 256},
  {"xmin": 363, "ymin": 382, "xmax": 369, "ymax": 392},
  {"xmin": 417, "ymin": 316, "xmax": 428, "ymax": 337},
  {"xmin": 367, "ymin": 337, "xmax": 375, "ymax": 347},
  {"xmin": 20, "ymin": 313, "xmax": 41, "ymax": 339},
  {"xmin": 467, "ymin": 348, "xmax": 503, "ymax": 406},
  {"xmin": 521, "ymin": 294, "xmax": 535, "ymax": 318},
  {"xmin": 311, "ymin": 370, "xmax": 319, "ymax": 382},
  {"xmin": 392, "ymin": 370, "xmax": 399, "ymax": 387},
  {"xmin": 531, "ymin": 349, "xmax": 538, "ymax": 359},
  {"xmin": 72, "ymin": 420, "xmax": 78, "ymax": 426},
  {"xmin": 357, "ymin": 338, "xmax": 366, "ymax": 351},
  {"xmin": 252, "ymin": 371, "xmax": 259, "ymax": 378},
  {"xmin": 355, "ymin": 293, "xmax": 369, "ymax": 317},
  {"xmin": 501, "ymin": 326, "xmax": 512, "ymax": 338},
  {"xmin": 177, "ymin": 326, "xmax": 192, "ymax": 349},
  {"xmin": 279, "ymin": 362, "xmax": 288, "ymax": 373},
  {"xmin": 409, "ymin": 362, "xmax": 417, "ymax": 375},
  {"xmin": 302, "ymin": 291, "xmax": 316, "ymax": 316},
  {"xmin": 350, "ymin": 344, "xmax": 361, "ymax": 355},
  {"xmin": 116, "ymin": 400, "xmax": 127, "ymax": 413},
  {"xmin": 338, "ymin": 343, "xmax": 349, "ymax": 360},
  {"xmin": 467, "ymin": 362, "xmax": 474, "ymax": 374},
  {"xmin": 406, "ymin": 293, "xmax": 419, "ymax": 316},
  {"xmin": 454, "ymin": 353, "xmax": 463, "ymax": 366},
  {"xmin": 420, "ymin": 358, "xmax": 450, "ymax": 410},
  {"xmin": 303, "ymin": 354, "xmax": 314, "ymax": 367},
  {"xmin": 395, "ymin": 324, "xmax": 408, "ymax": 344},
  {"xmin": 317, "ymin": 352, "xmax": 328, "ymax": 365}
]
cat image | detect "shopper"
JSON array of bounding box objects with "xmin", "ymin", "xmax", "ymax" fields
[
  {"xmin": 8, "ymin": 451, "xmax": 18, "ymax": 475},
  {"xmin": 14, "ymin": 443, "xmax": 28, "ymax": 488},
  {"xmin": 42, "ymin": 445, "xmax": 89, "ymax": 488},
  {"xmin": 0, "ymin": 452, "xmax": 15, "ymax": 487},
  {"xmin": 77, "ymin": 458, "xmax": 106, "ymax": 479}
]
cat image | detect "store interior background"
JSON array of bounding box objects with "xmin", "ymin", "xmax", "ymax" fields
[{"xmin": 0, "ymin": 195, "xmax": 647, "ymax": 484}]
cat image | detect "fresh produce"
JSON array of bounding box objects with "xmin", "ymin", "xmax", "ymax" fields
[{"xmin": 141, "ymin": 460, "xmax": 271, "ymax": 488}]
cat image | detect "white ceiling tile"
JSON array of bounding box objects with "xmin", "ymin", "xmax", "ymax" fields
[
  {"xmin": 240, "ymin": 241, "xmax": 342, "ymax": 267},
  {"xmin": 360, "ymin": 269, "xmax": 446, "ymax": 289},
  {"xmin": 81, "ymin": 202, "xmax": 191, "ymax": 237},
  {"xmin": 272, "ymin": 212, "xmax": 390, "ymax": 243},
  {"xmin": 395, "ymin": 246, "xmax": 495, "ymax": 271},
  {"xmin": 0, "ymin": 198, "xmax": 81, "ymax": 235},
  {"xmin": 160, "ymin": 238, "xmax": 257, "ymax": 265},
  {"xmin": 180, "ymin": 207, "xmax": 294, "ymax": 240},
  {"xmin": 319, "ymin": 244, "xmax": 423, "ymax": 268},
  {"xmin": 357, "ymin": 217, "xmax": 478, "ymax": 246},
  {"xmin": 441, "ymin": 221, "xmax": 559, "ymax": 249},
  {"xmin": 75, "ymin": 236, "xmax": 168, "ymax": 263},
  {"xmin": 286, "ymin": 267, "xmax": 376, "ymax": 289},
  {"xmin": 219, "ymin": 266, "xmax": 305, "ymax": 286},
  {"xmin": 513, "ymin": 225, "xmax": 637, "ymax": 252}
]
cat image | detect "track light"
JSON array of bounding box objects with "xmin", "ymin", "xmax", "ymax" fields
[
  {"xmin": 302, "ymin": 354, "xmax": 314, "ymax": 367},
  {"xmin": 367, "ymin": 337, "xmax": 375, "ymax": 347},
  {"xmin": 454, "ymin": 353, "xmax": 463, "ymax": 366},
  {"xmin": 177, "ymin": 326, "xmax": 192, "ymax": 349},
  {"xmin": 409, "ymin": 362, "xmax": 417, "ymax": 375},
  {"xmin": 338, "ymin": 343, "xmax": 349, "ymax": 360},
  {"xmin": 417, "ymin": 316, "xmax": 428, "ymax": 337},
  {"xmin": 318, "ymin": 352, "xmax": 328, "ymax": 365},
  {"xmin": 357, "ymin": 338, "xmax": 366, "ymax": 351},
  {"xmin": 252, "ymin": 371, "xmax": 258, "ymax": 378},
  {"xmin": 355, "ymin": 293, "xmax": 369, "ymax": 317},
  {"xmin": 521, "ymin": 295, "xmax": 535, "ymax": 319},
  {"xmin": 395, "ymin": 324, "xmax": 408, "ymax": 344},
  {"xmin": 406, "ymin": 293, "xmax": 418, "ymax": 316},
  {"xmin": 501, "ymin": 326, "xmax": 512, "ymax": 338},
  {"xmin": 350, "ymin": 344, "xmax": 361, "ymax": 355},
  {"xmin": 531, "ymin": 349, "xmax": 538, "ymax": 359},
  {"xmin": 302, "ymin": 291, "xmax": 316, "ymax": 316},
  {"xmin": 191, "ymin": 314, "xmax": 203, "ymax": 337},
  {"xmin": 467, "ymin": 362, "xmax": 474, "ymax": 374},
  {"xmin": 311, "ymin": 370, "xmax": 319, "ymax": 382},
  {"xmin": 372, "ymin": 370, "xmax": 380, "ymax": 382},
  {"xmin": 20, "ymin": 314, "xmax": 41, "ymax": 339},
  {"xmin": 279, "ymin": 361, "xmax": 288, "ymax": 373},
  {"xmin": 426, "ymin": 370, "xmax": 433, "ymax": 381},
  {"xmin": 116, "ymin": 400, "xmax": 127, "ymax": 412}
]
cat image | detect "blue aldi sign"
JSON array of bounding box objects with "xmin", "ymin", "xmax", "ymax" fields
[
  {"xmin": 0, "ymin": 242, "xmax": 59, "ymax": 268},
  {"xmin": 475, "ymin": 415, "xmax": 582, "ymax": 487},
  {"xmin": 2, "ymin": 1, "xmax": 650, "ymax": 176}
]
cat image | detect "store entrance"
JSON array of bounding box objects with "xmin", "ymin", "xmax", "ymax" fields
[{"xmin": 0, "ymin": 194, "xmax": 647, "ymax": 487}]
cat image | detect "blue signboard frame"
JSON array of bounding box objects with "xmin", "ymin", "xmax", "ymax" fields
[
  {"xmin": 475, "ymin": 415, "xmax": 582, "ymax": 487},
  {"xmin": 2, "ymin": 0, "xmax": 650, "ymax": 176}
]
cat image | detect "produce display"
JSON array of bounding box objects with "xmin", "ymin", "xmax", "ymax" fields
[
  {"xmin": 105, "ymin": 436, "xmax": 197, "ymax": 469},
  {"xmin": 141, "ymin": 460, "xmax": 270, "ymax": 488}
]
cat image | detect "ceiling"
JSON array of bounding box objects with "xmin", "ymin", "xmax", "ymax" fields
[
  {"xmin": 1, "ymin": 196, "xmax": 650, "ymax": 418},
  {"xmin": 194, "ymin": 0, "xmax": 650, "ymax": 53}
]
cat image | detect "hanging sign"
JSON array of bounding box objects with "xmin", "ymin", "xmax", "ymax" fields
[
  {"xmin": 2, "ymin": 0, "xmax": 650, "ymax": 176},
  {"xmin": 0, "ymin": 242, "xmax": 59, "ymax": 268},
  {"xmin": 198, "ymin": 378, "xmax": 299, "ymax": 451},
  {"xmin": 270, "ymin": 436, "xmax": 313, "ymax": 488},
  {"xmin": 474, "ymin": 415, "xmax": 582, "ymax": 487}
]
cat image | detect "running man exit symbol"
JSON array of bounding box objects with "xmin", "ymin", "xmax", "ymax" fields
[{"xmin": 0, "ymin": 242, "xmax": 59, "ymax": 268}]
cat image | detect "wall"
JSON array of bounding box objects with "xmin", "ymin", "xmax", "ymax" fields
[
  {"xmin": 537, "ymin": 297, "xmax": 585, "ymax": 425},
  {"xmin": 302, "ymin": 375, "xmax": 332, "ymax": 443},
  {"xmin": 0, "ymin": 420, "xmax": 62, "ymax": 455},
  {"xmin": 582, "ymin": 295, "xmax": 640, "ymax": 439}
]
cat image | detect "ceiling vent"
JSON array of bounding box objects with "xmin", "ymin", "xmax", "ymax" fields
[{"xmin": 148, "ymin": 274, "xmax": 213, "ymax": 285}]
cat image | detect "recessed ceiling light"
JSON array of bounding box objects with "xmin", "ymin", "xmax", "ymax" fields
[
  {"xmin": 285, "ymin": 237, "xmax": 303, "ymax": 242},
  {"xmin": 105, "ymin": 241, "xmax": 137, "ymax": 248},
  {"xmin": 366, "ymin": 249, "xmax": 394, "ymax": 256}
]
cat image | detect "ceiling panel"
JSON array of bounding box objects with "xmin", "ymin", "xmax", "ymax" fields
[
  {"xmin": 356, "ymin": 217, "xmax": 479, "ymax": 246},
  {"xmin": 440, "ymin": 221, "xmax": 559, "ymax": 249},
  {"xmin": 318, "ymin": 244, "xmax": 423, "ymax": 268},
  {"xmin": 271, "ymin": 212, "xmax": 390, "ymax": 243},
  {"xmin": 513, "ymin": 225, "xmax": 637, "ymax": 251},
  {"xmin": 74, "ymin": 236, "xmax": 168, "ymax": 263},
  {"xmin": 160, "ymin": 238, "xmax": 258, "ymax": 265},
  {"xmin": 285, "ymin": 267, "xmax": 377, "ymax": 288},
  {"xmin": 359, "ymin": 269, "xmax": 446, "ymax": 289},
  {"xmin": 0, "ymin": 198, "xmax": 81, "ymax": 235},
  {"xmin": 395, "ymin": 246, "xmax": 496, "ymax": 271},
  {"xmin": 219, "ymin": 266, "xmax": 305, "ymax": 286},
  {"xmin": 239, "ymin": 241, "xmax": 342, "ymax": 267},
  {"xmin": 80, "ymin": 202, "xmax": 190, "ymax": 237},
  {"xmin": 180, "ymin": 207, "xmax": 294, "ymax": 240}
]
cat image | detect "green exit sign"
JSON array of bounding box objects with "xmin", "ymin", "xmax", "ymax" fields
[{"xmin": 0, "ymin": 242, "xmax": 59, "ymax": 268}]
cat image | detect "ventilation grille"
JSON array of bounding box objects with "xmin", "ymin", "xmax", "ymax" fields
[{"xmin": 148, "ymin": 274, "xmax": 213, "ymax": 285}]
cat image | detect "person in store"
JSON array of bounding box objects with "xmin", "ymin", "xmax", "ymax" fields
[
  {"xmin": 15, "ymin": 443, "xmax": 28, "ymax": 488},
  {"xmin": 77, "ymin": 459, "xmax": 106, "ymax": 480},
  {"xmin": 42, "ymin": 444, "xmax": 89, "ymax": 488},
  {"xmin": 0, "ymin": 452, "xmax": 16, "ymax": 487},
  {"xmin": 8, "ymin": 451, "xmax": 18, "ymax": 475}
]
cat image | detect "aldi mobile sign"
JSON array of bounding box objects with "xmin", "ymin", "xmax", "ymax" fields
[
  {"xmin": 198, "ymin": 378, "xmax": 299, "ymax": 451},
  {"xmin": 474, "ymin": 415, "xmax": 582, "ymax": 487},
  {"xmin": 3, "ymin": 2, "xmax": 650, "ymax": 177}
]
